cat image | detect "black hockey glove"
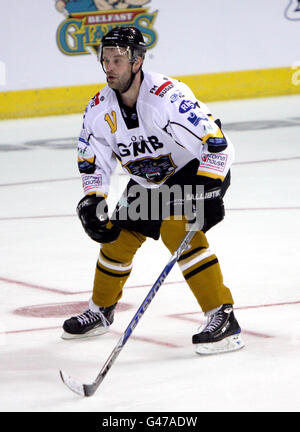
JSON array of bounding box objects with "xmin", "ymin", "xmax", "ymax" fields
[
  {"xmin": 184, "ymin": 184, "xmax": 225, "ymax": 232},
  {"xmin": 76, "ymin": 195, "xmax": 120, "ymax": 243},
  {"xmin": 190, "ymin": 175, "xmax": 226, "ymax": 233},
  {"xmin": 202, "ymin": 183, "xmax": 225, "ymax": 232}
]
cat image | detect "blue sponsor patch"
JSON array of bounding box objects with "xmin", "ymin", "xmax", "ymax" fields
[
  {"xmin": 179, "ymin": 100, "xmax": 196, "ymax": 113},
  {"xmin": 170, "ymin": 90, "xmax": 184, "ymax": 103},
  {"xmin": 187, "ymin": 112, "xmax": 209, "ymax": 126},
  {"xmin": 187, "ymin": 111, "xmax": 205, "ymax": 126}
]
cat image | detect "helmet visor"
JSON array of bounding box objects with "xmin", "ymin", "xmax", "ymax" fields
[{"xmin": 99, "ymin": 45, "xmax": 134, "ymax": 72}]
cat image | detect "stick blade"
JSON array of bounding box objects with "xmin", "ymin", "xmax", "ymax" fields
[
  {"xmin": 59, "ymin": 370, "xmax": 86, "ymax": 397},
  {"xmin": 59, "ymin": 370, "xmax": 99, "ymax": 397}
]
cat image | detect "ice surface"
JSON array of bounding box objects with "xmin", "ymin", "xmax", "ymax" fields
[{"xmin": 0, "ymin": 95, "xmax": 299, "ymax": 412}]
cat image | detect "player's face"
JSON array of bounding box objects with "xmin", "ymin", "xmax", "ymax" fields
[{"xmin": 102, "ymin": 47, "xmax": 133, "ymax": 93}]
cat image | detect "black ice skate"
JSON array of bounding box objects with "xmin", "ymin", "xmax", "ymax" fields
[
  {"xmin": 61, "ymin": 301, "xmax": 116, "ymax": 340},
  {"xmin": 192, "ymin": 304, "xmax": 245, "ymax": 354}
]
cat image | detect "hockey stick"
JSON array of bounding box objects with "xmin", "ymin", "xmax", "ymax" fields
[{"xmin": 59, "ymin": 221, "xmax": 199, "ymax": 397}]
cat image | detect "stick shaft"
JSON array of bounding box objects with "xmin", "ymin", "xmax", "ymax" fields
[{"xmin": 84, "ymin": 224, "xmax": 197, "ymax": 395}]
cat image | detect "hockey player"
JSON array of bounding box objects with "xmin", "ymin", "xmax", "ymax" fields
[{"xmin": 62, "ymin": 26, "xmax": 245, "ymax": 355}]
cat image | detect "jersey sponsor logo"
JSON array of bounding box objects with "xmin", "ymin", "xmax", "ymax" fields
[
  {"xmin": 91, "ymin": 92, "xmax": 104, "ymax": 107},
  {"xmin": 55, "ymin": 1, "xmax": 158, "ymax": 56},
  {"xmin": 123, "ymin": 153, "xmax": 177, "ymax": 184},
  {"xmin": 170, "ymin": 90, "xmax": 185, "ymax": 103},
  {"xmin": 179, "ymin": 99, "xmax": 196, "ymax": 113},
  {"xmin": 199, "ymin": 152, "xmax": 228, "ymax": 173},
  {"xmin": 117, "ymin": 135, "xmax": 163, "ymax": 157},
  {"xmin": 187, "ymin": 111, "xmax": 208, "ymax": 127},
  {"xmin": 104, "ymin": 111, "xmax": 117, "ymax": 134},
  {"xmin": 154, "ymin": 81, "xmax": 174, "ymax": 97},
  {"xmin": 150, "ymin": 84, "xmax": 158, "ymax": 94},
  {"xmin": 82, "ymin": 174, "xmax": 102, "ymax": 194},
  {"xmin": 78, "ymin": 144, "xmax": 90, "ymax": 159},
  {"xmin": 92, "ymin": 92, "xmax": 100, "ymax": 107}
]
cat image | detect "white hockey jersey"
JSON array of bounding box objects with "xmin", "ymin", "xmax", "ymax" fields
[{"xmin": 77, "ymin": 71, "xmax": 234, "ymax": 196}]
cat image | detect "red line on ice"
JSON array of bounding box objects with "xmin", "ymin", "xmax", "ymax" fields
[
  {"xmin": 0, "ymin": 325, "xmax": 181, "ymax": 348},
  {"xmin": 2, "ymin": 156, "xmax": 299, "ymax": 189},
  {"xmin": 0, "ymin": 276, "xmax": 76, "ymax": 295}
]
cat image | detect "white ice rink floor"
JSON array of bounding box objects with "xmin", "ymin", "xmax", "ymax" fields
[{"xmin": 0, "ymin": 95, "xmax": 299, "ymax": 413}]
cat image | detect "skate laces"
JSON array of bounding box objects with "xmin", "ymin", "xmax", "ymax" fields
[
  {"xmin": 77, "ymin": 309, "xmax": 110, "ymax": 327},
  {"xmin": 203, "ymin": 309, "xmax": 226, "ymax": 333}
]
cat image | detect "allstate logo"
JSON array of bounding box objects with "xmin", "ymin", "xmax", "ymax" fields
[
  {"xmin": 284, "ymin": 0, "xmax": 300, "ymax": 20},
  {"xmin": 55, "ymin": 0, "xmax": 158, "ymax": 56}
]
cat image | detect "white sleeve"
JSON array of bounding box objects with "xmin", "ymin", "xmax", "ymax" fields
[
  {"xmin": 161, "ymin": 82, "xmax": 233, "ymax": 179},
  {"xmin": 77, "ymin": 109, "xmax": 117, "ymax": 197},
  {"xmin": 164, "ymin": 99, "xmax": 219, "ymax": 157}
]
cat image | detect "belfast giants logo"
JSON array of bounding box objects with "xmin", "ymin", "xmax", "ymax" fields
[
  {"xmin": 55, "ymin": 0, "xmax": 158, "ymax": 55},
  {"xmin": 284, "ymin": 0, "xmax": 300, "ymax": 20},
  {"xmin": 124, "ymin": 154, "xmax": 177, "ymax": 184}
]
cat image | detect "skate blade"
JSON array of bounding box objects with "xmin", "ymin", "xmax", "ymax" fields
[
  {"xmin": 195, "ymin": 333, "xmax": 245, "ymax": 355},
  {"xmin": 61, "ymin": 326, "xmax": 110, "ymax": 340}
]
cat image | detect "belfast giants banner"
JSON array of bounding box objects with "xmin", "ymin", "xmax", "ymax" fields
[{"xmin": 55, "ymin": 0, "xmax": 158, "ymax": 55}]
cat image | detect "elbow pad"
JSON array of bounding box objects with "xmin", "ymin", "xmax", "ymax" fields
[{"xmin": 206, "ymin": 136, "xmax": 227, "ymax": 153}]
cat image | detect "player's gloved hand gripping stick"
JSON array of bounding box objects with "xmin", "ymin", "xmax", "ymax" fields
[
  {"xmin": 59, "ymin": 218, "xmax": 199, "ymax": 397},
  {"xmin": 76, "ymin": 195, "xmax": 121, "ymax": 243}
]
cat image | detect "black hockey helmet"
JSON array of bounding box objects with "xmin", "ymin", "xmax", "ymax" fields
[{"xmin": 99, "ymin": 26, "xmax": 146, "ymax": 64}]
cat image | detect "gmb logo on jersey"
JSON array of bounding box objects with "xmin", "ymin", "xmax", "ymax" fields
[{"xmin": 117, "ymin": 135, "xmax": 164, "ymax": 158}]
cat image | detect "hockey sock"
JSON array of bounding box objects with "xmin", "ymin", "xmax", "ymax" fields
[
  {"xmin": 92, "ymin": 229, "xmax": 146, "ymax": 307},
  {"xmin": 160, "ymin": 217, "xmax": 233, "ymax": 312}
]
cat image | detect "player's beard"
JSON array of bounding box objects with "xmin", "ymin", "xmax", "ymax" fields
[{"xmin": 107, "ymin": 72, "xmax": 132, "ymax": 93}]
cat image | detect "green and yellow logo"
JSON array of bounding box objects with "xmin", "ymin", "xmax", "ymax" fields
[{"xmin": 55, "ymin": 0, "xmax": 158, "ymax": 56}]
